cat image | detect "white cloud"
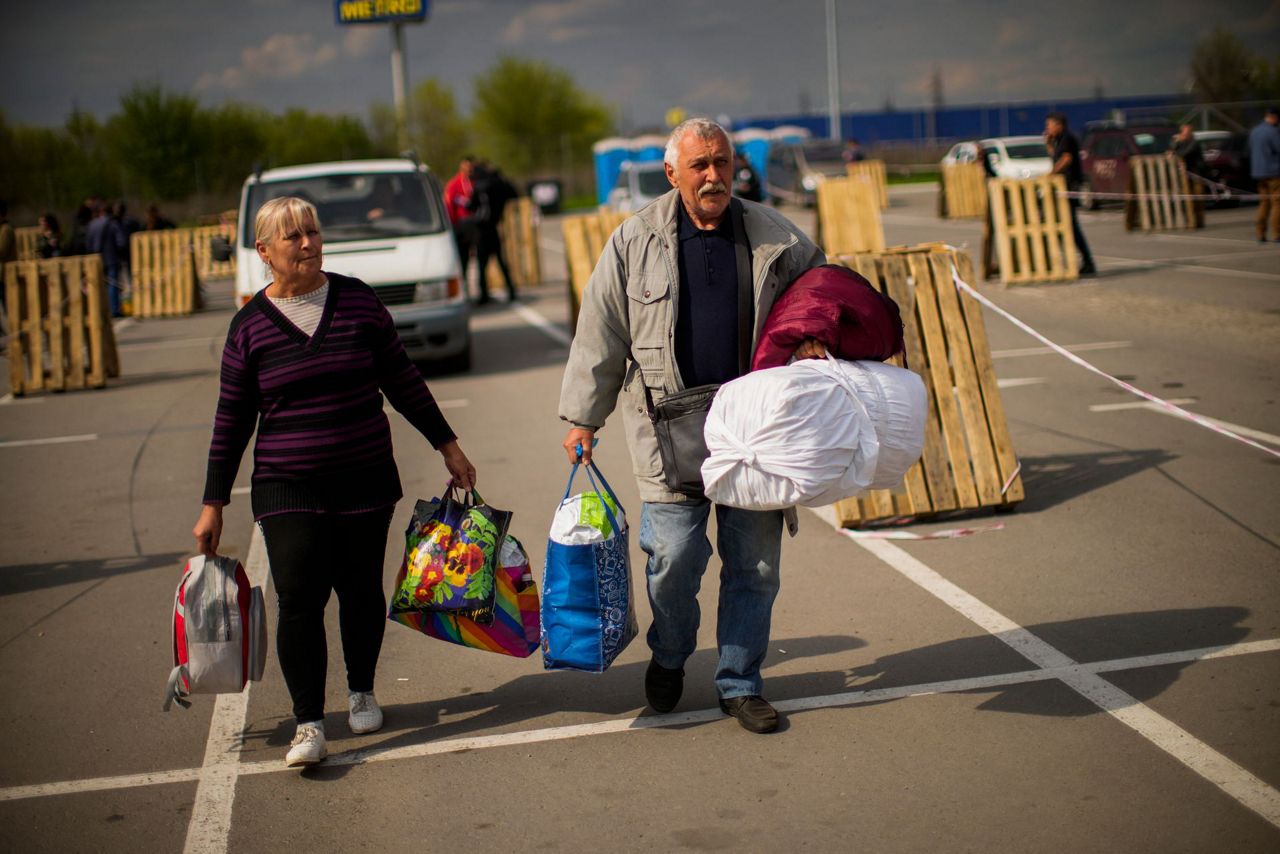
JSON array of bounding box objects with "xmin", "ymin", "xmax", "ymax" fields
[
  {"xmin": 499, "ymin": 0, "xmax": 619, "ymax": 46},
  {"xmin": 195, "ymin": 33, "xmax": 341, "ymax": 92},
  {"xmin": 343, "ymin": 27, "xmax": 382, "ymax": 58}
]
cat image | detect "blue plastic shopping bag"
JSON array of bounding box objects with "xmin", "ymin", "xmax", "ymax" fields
[{"xmin": 541, "ymin": 460, "xmax": 637, "ymax": 672}]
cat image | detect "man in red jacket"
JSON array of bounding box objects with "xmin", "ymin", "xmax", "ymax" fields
[{"xmin": 444, "ymin": 156, "xmax": 480, "ymax": 300}]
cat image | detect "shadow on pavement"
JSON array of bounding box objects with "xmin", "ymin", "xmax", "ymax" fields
[
  {"xmin": 244, "ymin": 607, "xmax": 1253, "ymax": 777},
  {"xmin": 0, "ymin": 551, "xmax": 186, "ymax": 597},
  {"xmin": 244, "ymin": 633, "xmax": 865, "ymax": 759},
  {"xmin": 848, "ymin": 606, "xmax": 1251, "ymax": 717},
  {"xmin": 1015, "ymin": 448, "xmax": 1177, "ymax": 513}
]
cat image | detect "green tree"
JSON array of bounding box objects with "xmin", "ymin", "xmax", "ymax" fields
[
  {"xmin": 263, "ymin": 109, "xmax": 376, "ymax": 168},
  {"xmin": 1190, "ymin": 28, "xmax": 1260, "ymax": 105},
  {"xmin": 471, "ymin": 56, "xmax": 613, "ymax": 180},
  {"xmin": 107, "ymin": 84, "xmax": 204, "ymax": 200},
  {"xmin": 196, "ymin": 103, "xmax": 269, "ymax": 197},
  {"xmin": 407, "ymin": 78, "xmax": 471, "ymax": 174}
]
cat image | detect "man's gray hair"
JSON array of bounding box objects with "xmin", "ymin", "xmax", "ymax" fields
[{"xmin": 664, "ymin": 118, "xmax": 734, "ymax": 169}]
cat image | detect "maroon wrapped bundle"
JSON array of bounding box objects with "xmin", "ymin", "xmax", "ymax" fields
[{"xmin": 752, "ymin": 264, "xmax": 904, "ymax": 370}]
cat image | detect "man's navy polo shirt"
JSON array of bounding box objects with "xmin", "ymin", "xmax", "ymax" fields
[{"xmin": 673, "ymin": 201, "xmax": 741, "ymax": 388}]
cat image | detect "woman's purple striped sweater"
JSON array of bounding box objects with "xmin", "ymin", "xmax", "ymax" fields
[{"xmin": 202, "ymin": 273, "xmax": 456, "ymax": 519}]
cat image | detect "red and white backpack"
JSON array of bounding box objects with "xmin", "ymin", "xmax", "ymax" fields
[{"xmin": 163, "ymin": 555, "xmax": 267, "ymax": 710}]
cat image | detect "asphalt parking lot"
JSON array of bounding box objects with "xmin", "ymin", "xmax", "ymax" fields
[{"xmin": 1, "ymin": 185, "xmax": 1277, "ymax": 852}]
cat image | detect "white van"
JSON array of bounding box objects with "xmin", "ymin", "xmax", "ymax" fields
[{"xmin": 224, "ymin": 158, "xmax": 471, "ymax": 370}]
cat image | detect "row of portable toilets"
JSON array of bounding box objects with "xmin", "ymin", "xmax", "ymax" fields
[{"xmin": 591, "ymin": 126, "xmax": 813, "ymax": 205}]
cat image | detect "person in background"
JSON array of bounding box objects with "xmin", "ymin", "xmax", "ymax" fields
[
  {"xmin": 37, "ymin": 212, "xmax": 64, "ymax": 258},
  {"xmin": 1045, "ymin": 112, "xmax": 1096, "ymax": 276},
  {"xmin": 86, "ymin": 201, "xmax": 127, "ymax": 316},
  {"xmin": 193, "ymin": 197, "xmax": 476, "ymax": 768},
  {"xmin": 68, "ymin": 202, "xmax": 94, "ymax": 254},
  {"xmin": 1172, "ymin": 124, "xmax": 1206, "ymax": 180},
  {"xmin": 842, "ymin": 138, "xmax": 867, "ymax": 163},
  {"xmin": 471, "ymin": 161, "xmax": 518, "ymax": 303},
  {"xmin": 443, "ymin": 156, "xmax": 480, "ymax": 300},
  {"xmin": 0, "ymin": 201, "xmax": 15, "ymax": 317},
  {"xmin": 1248, "ymin": 107, "xmax": 1280, "ymax": 243},
  {"xmin": 732, "ymin": 153, "xmax": 763, "ymax": 202},
  {"xmin": 145, "ymin": 204, "xmax": 176, "ymax": 230},
  {"xmin": 114, "ymin": 202, "xmax": 141, "ymax": 309},
  {"xmin": 559, "ymin": 118, "xmax": 825, "ymax": 735}
]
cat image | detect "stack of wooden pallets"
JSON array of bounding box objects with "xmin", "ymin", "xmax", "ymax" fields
[
  {"xmin": 561, "ymin": 208, "xmax": 628, "ymax": 332},
  {"xmin": 4, "ymin": 256, "xmax": 120, "ymax": 395},
  {"xmin": 130, "ymin": 230, "xmax": 202, "ymax": 317},
  {"xmin": 1125, "ymin": 154, "xmax": 1202, "ymax": 232},
  {"xmin": 828, "ymin": 246, "xmax": 1024, "ymax": 526},
  {"xmin": 816, "ymin": 176, "xmax": 885, "ymax": 257},
  {"xmin": 846, "ymin": 159, "xmax": 889, "ymax": 209},
  {"xmin": 983, "ymin": 175, "xmax": 1077, "ymax": 285},
  {"xmin": 488, "ymin": 197, "xmax": 543, "ymax": 290},
  {"xmin": 940, "ymin": 164, "xmax": 988, "ymax": 219}
]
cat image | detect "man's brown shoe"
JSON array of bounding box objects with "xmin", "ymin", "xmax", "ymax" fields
[{"xmin": 719, "ymin": 695, "xmax": 779, "ymax": 733}]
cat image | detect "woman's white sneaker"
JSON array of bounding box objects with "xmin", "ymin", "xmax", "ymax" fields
[
  {"xmin": 285, "ymin": 722, "xmax": 327, "ymax": 767},
  {"xmin": 348, "ymin": 691, "xmax": 383, "ymax": 734}
]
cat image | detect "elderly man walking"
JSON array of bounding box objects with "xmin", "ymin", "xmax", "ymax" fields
[{"xmin": 559, "ymin": 118, "xmax": 824, "ymax": 733}]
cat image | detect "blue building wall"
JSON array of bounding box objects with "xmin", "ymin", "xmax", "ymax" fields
[{"xmin": 734, "ymin": 94, "xmax": 1186, "ymax": 143}]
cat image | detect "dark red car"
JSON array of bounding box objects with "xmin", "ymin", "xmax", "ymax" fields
[{"xmin": 1079, "ymin": 121, "xmax": 1178, "ymax": 209}]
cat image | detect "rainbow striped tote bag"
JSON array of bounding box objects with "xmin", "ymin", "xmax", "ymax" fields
[{"xmin": 390, "ymin": 533, "xmax": 541, "ymax": 658}]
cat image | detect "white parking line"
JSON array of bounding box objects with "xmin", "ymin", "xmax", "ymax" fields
[
  {"xmin": 1090, "ymin": 399, "xmax": 1196, "ymax": 412},
  {"xmin": 510, "ymin": 302, "xmax": 572, "ymax": 347},
  {"xmin": 995, "ymin": 377, "xmax": 1047, "ymax": 389},
  {"xmin": 0, "ymin": 433, "xmax": 98, "ymax": 448},
  {"xmin": 992, "ymin": 341, "xmax": 1131, "ymax": 359},
  {"xmin": 847, "ymin": 535, "xmax": 1280, "ymax": 829},
  {"xmin": 118, "ymin": 337, "xmax": 220, "ymax": 353},
  {"xmin": 182, "ymin": 526, "xmax": 269, "ymax": 854},
  {"xmin": 1, "ymin": 636, "xmax": 1276, "ymax": 805},
  {"xmin": 1088, "ymin": 400, "xmax": 1280, "ymax": 446}
]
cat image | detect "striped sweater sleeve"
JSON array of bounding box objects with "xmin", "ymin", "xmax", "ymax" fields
[
  {"xmin": 371, "ymin": 300, "xmax": 457, "ymax": 449},
  {"xmin": 202, "ymin": 324, "xmax": 259, "ymax": 504}
]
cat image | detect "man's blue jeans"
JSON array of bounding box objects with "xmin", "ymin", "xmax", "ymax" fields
[{"xmin": 639, "ymin": 500, "xmax": 783, "ymax": 699}]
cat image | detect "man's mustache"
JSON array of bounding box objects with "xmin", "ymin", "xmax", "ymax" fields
[{"xmin": 698, "ymin": 182, "xmax": 727, "ymax": 197}]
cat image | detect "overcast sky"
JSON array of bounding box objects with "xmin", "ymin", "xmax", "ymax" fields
[{"xmin": 3, "ymin": 0, "xmax": 1276, "ymax": 131}]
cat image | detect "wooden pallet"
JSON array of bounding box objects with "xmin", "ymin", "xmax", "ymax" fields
[
  {"xmin": 487, "ymin": 197, "xmax": 544, "ymax": 290},
  {"xmin": 189, "ymin": 224, "xmax": 237, "ymax": 279},
  {"xmin": 14, "ymin": 226, "xmax": 41, "ymax": 261},
  {"xmin": 846, "ymin": 159, "xmax": 889, "ymax": 208},
  {"xmin": 830, "ymin": 246, "xmax": 1024, "ymax": 526},
  {"xmin": 940, "ymin": 164, "xmax": 988, "ymax": 219},
  {"xmin": 4, "ymin": 256, "xmax": 120, "ymax": 395},
  {"xmin": 562, "ymin": 208, "xmax": 628, "ymax": 332},
  {"xmin": 1125, "ymin": 154, "xmax": 1203, "ymax": 232},
  {"xmin": 816, "ymin": 176, "xmax": 885, "ymax": 257},
  {"xmin": 130, "ymin": 229, "xmax": 202, "ymax": 317},
  {"xmin": 984, "ymin": 175, "xmax": 1077, "ymax": 285}
]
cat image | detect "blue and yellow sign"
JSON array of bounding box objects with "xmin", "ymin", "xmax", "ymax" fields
[{"xmin": 334, "ymin": 0, "xmax": 428, "ymax": 25}]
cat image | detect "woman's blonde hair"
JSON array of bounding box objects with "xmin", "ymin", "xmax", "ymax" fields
[{"xmin": 254, "ymin": 196, "xmax": 320, "ymax": 245}]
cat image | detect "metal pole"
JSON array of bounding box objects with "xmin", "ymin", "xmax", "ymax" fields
[
  {"xmin": 390, "ymin": 21, "xmax": 409, "ymax": 152},
  {"xmin": 825, "ymin": 0, "xmax": 840, "ymax": 140}
]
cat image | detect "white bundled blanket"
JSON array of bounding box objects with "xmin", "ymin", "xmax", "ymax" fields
[{"xmin": 702, "ymin": 356, "xmax": 926, "ymax": 510}]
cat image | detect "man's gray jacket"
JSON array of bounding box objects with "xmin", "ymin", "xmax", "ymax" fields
[{"xmin": 559, "ymin": 189, "xmax": 826, "ymax": 504}]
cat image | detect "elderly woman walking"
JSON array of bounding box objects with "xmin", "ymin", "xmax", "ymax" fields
[{"xmin": 193, "ymin": 197, "xmax": 476, "ymax": 767}]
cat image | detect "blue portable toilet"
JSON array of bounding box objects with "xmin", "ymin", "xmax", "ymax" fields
[
  {"xmin": 769, "ymin": 125, "xmax": 812, "ymax": 145},
  {"xmin": 630, "ymin": 134, "xmax": 667, "ymax": 164},
  {"xmin": 593, "ymin": 137, "xmax": 632, "ymax": 205},
  {"xmin": 733, "ymin": 127, "xmax": 772, "ymax": 198}
]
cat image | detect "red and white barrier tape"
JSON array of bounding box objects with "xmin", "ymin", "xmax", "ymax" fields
[
  {"xmin": 1059, "ymin": 190, "xmax": 1262, "ymax": 202},
  {"xmin": 948, "ymin": 262, "xmax": 1280, "ymax": 461}
]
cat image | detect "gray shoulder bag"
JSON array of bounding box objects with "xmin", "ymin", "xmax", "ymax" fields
[{"xmin": 644, "ymin": 199, "xmax": 753, "ymax": 496}]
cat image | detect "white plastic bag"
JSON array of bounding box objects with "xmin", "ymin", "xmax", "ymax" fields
[
  {"xmin": 702, "ymin": 357, "xmax": 925, "ymax": 510},
  {"xmin": 549, "ymin": 491, "xmax": 627, "ymax": 546}
]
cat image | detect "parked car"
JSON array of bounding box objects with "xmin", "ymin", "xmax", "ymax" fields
[
  {"xmin": 765, "ymin": 139, "xmax": 850, "ymax": 205},
  {"xmin": 216, "ymin": 158, "xmax": 471, "ymax": 370},
  {"xmin": 606, "ymin": 161, "xmax": 670, "ymax": 212},
  {"xmin": 940, "ymin": 136, "xmax": 1053, "ymax": 179},
  {"xmin": 1194, "ymin": 130, "xmax": 1253, "ymax": 198},
  {"xmin": 1078, "ymin": 121, "xmax": 1178, "ymax": 209}
]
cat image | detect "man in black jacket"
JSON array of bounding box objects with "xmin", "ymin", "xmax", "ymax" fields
[
  {"xmin": 471, "ymin": 162, "xmax": 518, "ymax": 303},
  {"xmin": 1046, "ymin": 112, "xmax": 1096, "ymax": 276}
]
